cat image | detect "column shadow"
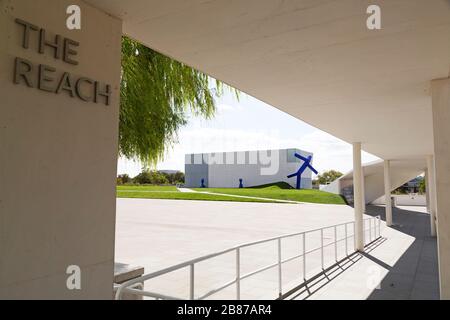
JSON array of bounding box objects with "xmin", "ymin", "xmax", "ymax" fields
[
  {"xmin": 363, "ymin": 205, "xmax": 439, "ymax": 300},
  {"xmin": 283, "ymin": 205, "xmax": 439, "ymax": 300}
]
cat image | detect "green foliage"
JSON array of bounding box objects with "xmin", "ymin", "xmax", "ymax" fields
[
  {"xmin": 117, "ymin": 174, "xmax": 131, "ymax": 185},
  {"xmin": 117, "ymin": 185, "xmax": 178, "ymax": 191},
  {"xmin": 316, "ymin": 170, "xmax": 344, "ymax": 185},
  {"xmin": 419, "ymin": 177, "xmax": 426, "ymax": 194},
  {"xmin": 132, "ymin": 170, "xmax": 169, "ymax": 185},
  {"xmin": 120, "ymin": 37, "xmax": 238, "ymax": 166},
  {"xmin": 160, "ymin": 171, "xmax": 185, "ymax": 184},
  {"xmin": 121, "ymin": 169, "xmax": 184, "ymax": 185}
]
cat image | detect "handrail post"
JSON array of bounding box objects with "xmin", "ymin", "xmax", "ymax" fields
[
  {"xmin": 236, "ymin": 248, "xmax": 241, "ymax": 300},
  {"xmin": 334, "ymin": 225, "xmax": 338, "ymax": 261},
  {"xmin": 369, "ymin": 218, "xmax": 372, "ymax": 242},
  {"xmin": 190, "ymin": 264, "xmax": 195, "ymax": 300},
  {"xmin": 373, "ymin": 218, "xmax": 376, "ymax": 240},
  {"xmin": 320, "ymin": 228, "xmax": 324, "ymax": 269},
  {"xmin": 302, "ymin": 233, "xmax": 306, "ymax": 280},
  {"xmin": 345, "ymin": 223, "xmax": 348, "ymax": 256},
  {"xmin": 363, "ymin": 219, "xmax": 366, "ymax": 245},
  {"xmin": 378, "ymin": 215, "xmax": 381, "ymax": 238},
  {"xmin": 375, "ymin": 216, "xmax": 378, "ymax": 238},
  {"xmin": 278, "ymin": 238, "xmax": 282, "ymax": 297},
  {"xmin": 375, "ymin": 218, "xmax": 378, "ymax": 238}
]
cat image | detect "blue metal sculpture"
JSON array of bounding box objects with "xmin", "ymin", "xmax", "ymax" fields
[
  {"xmin": 201, "ymin": 178, "xmax": 206, "ymax": 188},
  {"xmin": 287, "ymin": 153, "xmax": 318, "ymax": 189},
  {"xmin": 239, "ymin": 179, "xmax": 243, "ymax": 188}
]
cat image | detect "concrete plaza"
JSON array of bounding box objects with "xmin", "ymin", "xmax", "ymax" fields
[{"xmin": 115, "ymin": 199, "xmax": 438, "ymax": 300}]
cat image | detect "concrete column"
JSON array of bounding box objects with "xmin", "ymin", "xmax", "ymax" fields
[
  {"xmin": 426, "ymin": 155, "xmax": 437, "ymax": 237},
  {"xmin": 425, "ymin": 169, "xmax": 430, "ymax": 213},
  {"xmin": 0, "ymin": 1, "xmax": 122, "ymax": 298},
  {"xmin": 353, "ymin": 142, "xmax": 364, "ymax": 252},
  {"xmin": 431, "ymin": 78, "xmax": 450, "ymax": 299},
  {"xmin": 383, "ymin": 160, "xmax": 393, "ymax": 227},
  {"xmin": 361, "ymin": 167, "xmax": 366, "ymax": 212}
]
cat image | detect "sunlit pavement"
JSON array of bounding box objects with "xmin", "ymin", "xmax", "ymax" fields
[
  {"xmin": 288, "ymin": 205, "xmax": 439, "ymax": 300},
  {"xmin": 115, "ymin": 199, "xmax": 438, "ymax": 300}
]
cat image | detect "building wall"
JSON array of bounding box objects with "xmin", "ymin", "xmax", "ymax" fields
[
  {"xmin": 184, "ymin": 154, "xmax": 209, "ymax": 187},
  {"xmin": 0, "ymin": 0, "xmax": 122, "ymax": 299},
  {"xmin": 185, "ymin": 149, "xmax": 313, "ymax": 189}
]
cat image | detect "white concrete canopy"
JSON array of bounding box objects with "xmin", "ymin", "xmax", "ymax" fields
[
  {"xmin": 86, "ymin": 0, "xmax": 450, "ymax": 161},
  {"xmin": 323, "ymin": 158, "xmax": 427, "ymax": 204}
]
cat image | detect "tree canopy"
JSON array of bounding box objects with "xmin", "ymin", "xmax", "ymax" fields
[
  {"xmin": 120, "ymin": 37, "xmax": 237, "ymax": 166},
  {"xmin": 316, "ymin": 170, "xmax": 344, "ymax": 185}
]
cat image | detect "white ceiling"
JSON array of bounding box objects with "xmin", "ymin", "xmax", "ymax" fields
[{"xmin": 87, "ymin": 0, "xmax": 450, "ymax": 161}]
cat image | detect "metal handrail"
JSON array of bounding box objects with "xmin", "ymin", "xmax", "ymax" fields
[{"xmin": 115, "ymin": 215, "xmax": 382, "ymax": 300}]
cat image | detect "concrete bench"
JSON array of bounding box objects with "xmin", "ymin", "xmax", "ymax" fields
[{"xmin": 114, "ymin": 262, "xmax": 144, "ymax": 300}]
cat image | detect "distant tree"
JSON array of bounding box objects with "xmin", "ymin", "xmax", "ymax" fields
[
  {"xmin": 173, "ymin": 171, "xmax": 185, "ymax": 184},
  {"xmin": 419, "ymin": 178, "xmax": 426, "ymax": 194},
  {"xmin": 151, "ymin": 171, "xmax": 169, "ymax": 185},
  {"xmin": 133, "ymin": 170, "xmax": 168, "ymax": 185},
  {"xmin": 117, "ymin": 174, "xmax": 131, "ymax": 185},
  {"xmin": 312, "ymin": 179, "xmax": 319, "ymax": 188},
  {"xmin": 158, "ymin": 171, "xmax": 185, "ymax": 184},
  {"xmin": 393, "ymin": 176, "xmax": 424, "ymax": 194},
  {"xmin": 133, "ymin": 171, "xmax": 151, "ymax": 184},
  {"xmin": 316, "ymin": 170, "xmax": 343, "ymax": 185}
]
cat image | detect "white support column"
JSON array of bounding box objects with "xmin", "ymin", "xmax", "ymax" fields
[
  {"xmin": 425, "ymin": 169, "xmax": 430, "ymax": 213},
  {"xmin": 383, "ymin": 160, "xmax": 393, "ymax": 227},
  {"xmin": 361, "ymin": 166, "xmax": 366, "ymax": 213},
  {"xmin": 426, "ymin": 155, "xmax": 437, "ymax": 237},
  {"xmin": 431, "ymin": 78, "xmax": 450, "ymax": 299},
  {"xmin": 353, "ymin": 142, "xmax": 364, "ymax": 252}
]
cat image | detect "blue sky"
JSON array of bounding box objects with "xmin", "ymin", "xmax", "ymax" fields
[{"xmin": 118, "ymin": 91, "xmax": 379, "ymax": 177}]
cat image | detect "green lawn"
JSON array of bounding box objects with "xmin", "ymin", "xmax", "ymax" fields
[
  {"xmin": 193, "ymin": 185, "xmax": 346, "ymax": 205},
  {"xmin": 116, "ymin": 186, "xmax": 275, "ymax": 203},
  {"xmin": 117, "ymin": 183, "xmax": 345, "ymax": 205}
]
